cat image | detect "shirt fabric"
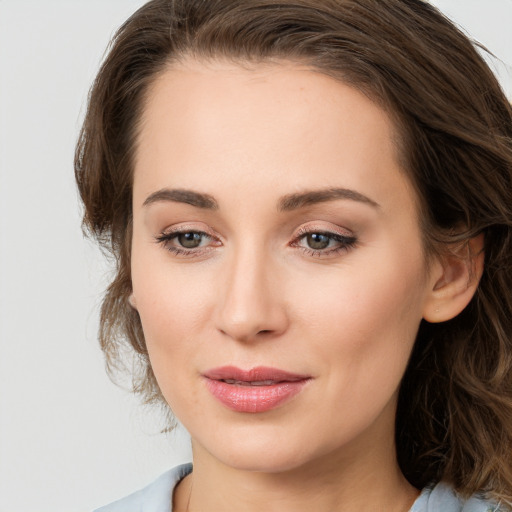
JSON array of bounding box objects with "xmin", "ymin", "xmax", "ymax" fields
[{"xmin": 93, "ymin": 463, "xmax": 503, "ymax": 512}]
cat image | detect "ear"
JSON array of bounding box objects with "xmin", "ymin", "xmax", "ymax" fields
[
  {"xmin": 128, "ymin": 292, "xmax": 138, "ymax": 310},
  {"xmin": 422, "ymin": 233, "xmax": 484, "ymax": 323}
]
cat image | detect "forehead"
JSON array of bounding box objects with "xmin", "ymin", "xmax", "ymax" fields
[
  {"xmin": 138, "ymin": 58, "xmax": 398, "ymax": 155},
  {"xmin": 134, "ymin": 58, "xmax": 416, "ymax": 220}
]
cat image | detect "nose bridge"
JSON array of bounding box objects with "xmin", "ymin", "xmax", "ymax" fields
[{"xmin": 215, "ymin": 239, "xmax": 287, "ymax": 342}]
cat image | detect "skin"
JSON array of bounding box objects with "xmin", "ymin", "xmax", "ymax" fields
[{"xmin": 130, "ymin": 59, "xmax": 482, "ymax": 512}]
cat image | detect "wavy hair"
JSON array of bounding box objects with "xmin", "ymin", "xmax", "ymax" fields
[{"xmin": 75, "ymin": 0, "xmax": 512, "ymax": 503}]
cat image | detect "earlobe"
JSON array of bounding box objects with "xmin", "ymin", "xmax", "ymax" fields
[
  {"xmin": 423, "ymin": 233, "xmax": 484, "ymax": 323},
  {"xmin": 128, "ymin": 293, "xmax": 138, "ymax": 310}
]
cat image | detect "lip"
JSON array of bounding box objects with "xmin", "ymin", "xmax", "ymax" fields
[{"xmin": 202, "ymin": 366, "xmax": 311, "ymax": 413}]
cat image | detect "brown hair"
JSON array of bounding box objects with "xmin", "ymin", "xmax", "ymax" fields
[{"xmin": 75, "ymin": 0, "xmax": 512, "ymax": 503}]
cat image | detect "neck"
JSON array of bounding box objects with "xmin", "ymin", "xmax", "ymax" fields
[{"xmin": 174, "ymin": 436, "xmax": 418, "ymax": 512}]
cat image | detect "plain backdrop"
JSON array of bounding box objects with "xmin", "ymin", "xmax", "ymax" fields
[{"xmin": 0, "ymin": 1, "xmax": 510, "ymax": 511}]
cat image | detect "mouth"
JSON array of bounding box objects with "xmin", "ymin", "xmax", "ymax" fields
[
  {"xmin": 202, "ymin": 366, "xmax": 312, "ymax": 413},
  {"xmin": 221, "ymin": 379, "xmax": 287, "ymax": 386}
]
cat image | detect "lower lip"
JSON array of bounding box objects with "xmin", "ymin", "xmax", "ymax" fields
[{"xmin": 204, "ymin": 378, "xmax": 310, "ymax": 413}]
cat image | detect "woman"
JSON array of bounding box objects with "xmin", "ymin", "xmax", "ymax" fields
[{"xmin": 75, "ymin": 0, "xmax": 512, "ymax": 510}]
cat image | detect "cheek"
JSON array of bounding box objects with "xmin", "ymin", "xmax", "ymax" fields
[
  {"xmin": 132, "ymin": 274, "xmax": 210, "ymax": 415},
  {"xmin": 133, "ymin": 284, "xmax": 215, "ymax": 362},
  {"xmin": 134, "ymin": 274, "xmax": 211, "ymax": 333},
  {"xmin": 295, "ymin": 250, "xmax": 426, "ymax": 336},
  {"xmin": 294, "ymin": 246, "xmax": 428, "ymax": 402},
  {"xmin": 130, "ymin": 244, "xmax": 217, "ymax": 382},
  {"xmin": 131, "ymin": 228, "xmax": 217, "ymax": 329}
]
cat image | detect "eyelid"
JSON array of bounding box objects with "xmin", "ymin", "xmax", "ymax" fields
[
  {"xmin": 158, "ymin": 223, "xmax": 225, "ymax": 248},
  {"xmin": 154, "ymin": 223, "xmax": 223, "ymax": 257},
  {"xmin": 293, "ymin": 222, "xmax": 355, "ymax": 239},
  {"xmin": 289, "ymin": 222, "xmax": 358, "ymax": 258},
  {"xmin": 159, "ymin": 222, "xmax": 218, "ymax": 237}
]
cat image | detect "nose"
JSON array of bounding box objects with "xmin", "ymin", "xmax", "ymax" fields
[{"xmin": 214, "ymin": 245, "xmax": 289, "ymax": 343}]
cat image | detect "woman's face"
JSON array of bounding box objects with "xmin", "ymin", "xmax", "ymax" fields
[{"xmin": 131, "ymin": 60, "xmax": 438, "ymax": 472}]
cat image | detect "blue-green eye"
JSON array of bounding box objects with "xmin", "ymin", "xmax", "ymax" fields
[
  {"xmin": 306, "ymin": 233, "xmax": 331, "ymax": 250},
  {"xmin": 155, "ymin": 230, "xmax": 215, "ymax": 256},
  {"xmin": 294, "ymin": 229, "xmax": 357, "ymax": 257},
  {"xmin": 177, "ymin": 232, "xmax": 204, "ymax": 248}
]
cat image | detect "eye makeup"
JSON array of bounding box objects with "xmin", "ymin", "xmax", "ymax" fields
[
  {"xmin": 291, "ymin": 228, "xmax": 357, "ymax": 258},
  {"xmin": 154, "ymin": 223, "xmax": 357, "ymax": 260}
]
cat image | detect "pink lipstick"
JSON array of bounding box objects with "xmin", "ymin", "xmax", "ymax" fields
[{"xmin": 202, "ymin": 366, "xmax": 311, "ymax": 413}]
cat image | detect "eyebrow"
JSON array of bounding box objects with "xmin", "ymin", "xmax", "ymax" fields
[
  {"xmin": 143, "ymin": 188, "xmax": 219, "ymax": 209},
  {"xmin": 278, "ymin": 187, "xmax": 380, "ymax": 211},
  {"xmin": 142, "ymin": 186, "xmax": 379, "ymax": 211}
]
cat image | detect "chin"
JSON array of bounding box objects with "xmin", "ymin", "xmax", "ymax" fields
[
  {"xmin": 217, "ymin": 447, "xmax": 314, "ymax": 474},
  {"xmin": 192, "ymin": 419, "xmax": 338, "ymax": 474}
]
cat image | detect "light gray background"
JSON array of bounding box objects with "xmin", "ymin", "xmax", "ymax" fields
[{"xmin": 0, "ymin": 1, "xmax": 510, "ymax": 511}]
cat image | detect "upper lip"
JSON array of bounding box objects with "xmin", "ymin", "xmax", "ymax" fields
[{"xmin": 203, "ymin": 366, "xmax": 311, "ymax": 383}]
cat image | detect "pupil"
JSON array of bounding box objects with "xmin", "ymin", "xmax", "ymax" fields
[
  {"xmin": 307, "ymin": 233, "xmax": 330, "ymax": 250},
  {"xmin": 178, "ymin": 232, "xmax": 202, "ymax": 248}
]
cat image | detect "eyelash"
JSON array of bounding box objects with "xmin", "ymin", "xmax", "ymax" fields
[
  {"xmin": 154, "ymin": 228, "xmax": 357, "ymax": 258},
  {"xmin": 154, "ymin": 229, "xmax": 217, "ymax": 257},
  {"xmin": 291, "ymin": 227, "xmax": 357, "ymax": 257}
]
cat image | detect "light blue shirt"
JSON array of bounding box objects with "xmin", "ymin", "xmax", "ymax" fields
[{"xmin": 93, "ymin": 463, "xmax": 503, "ymax": 512}]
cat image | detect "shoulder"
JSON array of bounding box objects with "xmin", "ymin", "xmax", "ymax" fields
[
  {"xmin": 92, "ymin": 463, "xmax": 193, "ymax": 512},
  {"xmin": 411, "ymin": 481, "xmax": 505, "ymax": 512}
]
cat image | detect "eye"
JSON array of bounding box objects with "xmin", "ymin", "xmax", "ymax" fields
[
  {"xmin": 176, "ymin": 232, "xmax": 205, "ymax": 249},
  {"xmin": 155, "ymin": 228, "xmax": 219, "ymax": 256},
  {"xmin": 304, "ymin": 233, "xmax": 332, "ymax": 250},
  {"xmin": 292, "ymin": 228, "xmax": 357, "ymax": 257}
]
